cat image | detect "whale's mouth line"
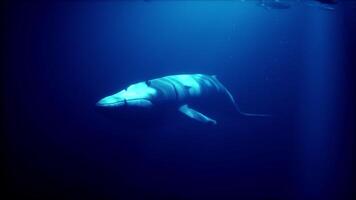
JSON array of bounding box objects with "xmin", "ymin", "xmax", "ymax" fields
[{"xmin": 96, "ymin": 98, "xmax": 152, "ymax": 107}]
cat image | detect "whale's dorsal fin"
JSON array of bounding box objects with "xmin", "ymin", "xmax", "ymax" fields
[{"xmin": 178, "ymin": 104, "xmax": 217, "ymax": 125}]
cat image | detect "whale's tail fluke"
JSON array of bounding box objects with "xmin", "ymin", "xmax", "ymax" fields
[
  {"xmin": 221, "ymin": 83, "xmax": 272, "ymax": 118},
  {"xmin": 211, "ymin": 75, "xmax": 272, "ymax": 118},
  {"xmin": 235, "ymin": 108, "xmax": 272, "ymax": 118}
]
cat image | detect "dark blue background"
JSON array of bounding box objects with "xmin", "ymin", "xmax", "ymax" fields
[{"xmin": 3, "ymin": 1, "xmax": 355, "ymax": 200}]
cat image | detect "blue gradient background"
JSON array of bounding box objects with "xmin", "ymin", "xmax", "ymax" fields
[{"xmin": 3, "ymin": 1, "xmax": 356, "ymax": 200}]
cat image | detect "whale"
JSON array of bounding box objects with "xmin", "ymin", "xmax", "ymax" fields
[{"xmin": 96, "ymin": 74, "xmax": 271, "ymax": 125}]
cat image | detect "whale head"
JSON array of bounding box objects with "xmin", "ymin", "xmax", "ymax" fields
[{"xmin": 96, "ymin": 81, "xmax": 158, "ymax": 116}]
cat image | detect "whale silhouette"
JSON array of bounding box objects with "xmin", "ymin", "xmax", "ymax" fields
[{"xmin": 96, "ymin": 74, "xmax": 271, "ymax": 125}]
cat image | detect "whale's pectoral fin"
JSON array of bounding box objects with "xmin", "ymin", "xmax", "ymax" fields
[{"xmin": 178, "ymin": 104, "xmax": 217, "ymax": 125}]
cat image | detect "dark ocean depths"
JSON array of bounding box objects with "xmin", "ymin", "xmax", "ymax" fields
[{"xmin": 3, "ymin": 1, "xmax": 356, "ymax": 200}]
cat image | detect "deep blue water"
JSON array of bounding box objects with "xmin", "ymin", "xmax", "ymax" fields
[{"xmin": 3, "ymin": 1, "xmax": 356, "ymax": 200}]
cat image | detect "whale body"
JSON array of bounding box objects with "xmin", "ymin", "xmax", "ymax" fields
[{"xmin": 96, "ymin": 74, "xmax": 270, "ymax": 125}]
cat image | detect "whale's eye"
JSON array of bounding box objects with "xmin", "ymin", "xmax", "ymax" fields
[{"xmin": 145, "ymin": 80, "xmax": 151, "ymax": 86}]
